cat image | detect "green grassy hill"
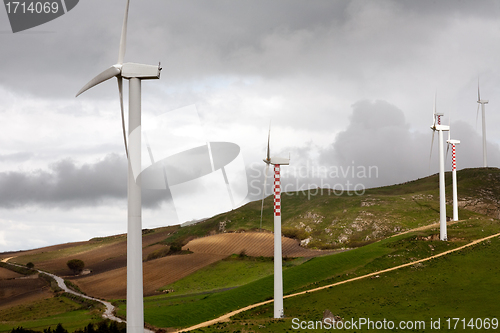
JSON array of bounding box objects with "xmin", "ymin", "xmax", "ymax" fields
[
  {"xmin": 1, "ymin": 167, "xmax": 499, "ymax": 332},
  {"xmin": 116, "ymin": 216, "xmax": 500, "ymax": 330},
  {"xmin": 169, "ymin": 167, "xmax": 500, "ymax": 249}
]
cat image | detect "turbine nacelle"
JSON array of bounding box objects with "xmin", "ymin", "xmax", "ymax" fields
[
  {"xmin": 122, "ymin": 63, "xmax": 161, "ymax": 79},
  {"xmin": 447, "ymin": 139, "xmax": 460, "ymax": 145},
  {"xmin": 431, "ymin": 124, "xmax": 450, "ymax": 132},
  {"xmin": 263, "ymin": 157, "xmax": 290, "ymax": 165},
  {"xmin": 477, "ymin": 99, "xmax": 489, "ymax": 105},
  {"xmin": 76, "ymin": 62, "xmax": 161, "ymax": 97}
]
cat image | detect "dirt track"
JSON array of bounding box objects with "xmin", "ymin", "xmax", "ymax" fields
[{"xmin": 174, "ymin": 232, "xmax": 500, "ymax": 332}]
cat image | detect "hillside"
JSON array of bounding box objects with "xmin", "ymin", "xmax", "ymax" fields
[
  {"xmin": 1, "ymin": 167, "xmax": 499, "ymax": 332},
  {"xmin": 176, "ymin": 167, "xmax": 500, "ymax": 249}
]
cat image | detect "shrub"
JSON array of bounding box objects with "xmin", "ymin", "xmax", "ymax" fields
[
  {"xmin": 146, "ymin": 246, "xmax": 171, "ymax": 261},
  {"xmin": 66, "ymin": 259, "xmax": 85, "ymax": 274},
  {"xmin": 0, "ymin": 262, "xmax": 37, "ymax": 275},
  {"xmin": 282, "ymin": 227, "xmax": 309, "ymax": 240}
]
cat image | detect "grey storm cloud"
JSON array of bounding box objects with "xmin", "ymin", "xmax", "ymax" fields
[
  {"xmin": 0, "ymin": 154, "xmax": 169, "ymax": 209},
  {"xmin": 2, "ymin": 0, "xmax": 500, "ymax": 99},
  {"xmin": 1, "ymin": 101, "xmax": 498, "ymax": 209},
  {"xmin": 318, "ymin": 100, "xmax": 500, "ymax": 188}
]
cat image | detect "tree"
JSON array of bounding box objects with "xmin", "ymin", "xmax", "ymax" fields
[
  {"xmin": 54, "ymin": 324, "xmax": 67, "ymax": 333},
  {"xmin": 66, "ymin": 259, "xmax": 85, "ymax": 275},
  {"xmin": 26, "ymin": 262, "xmax": 34, "ymax": 269}
]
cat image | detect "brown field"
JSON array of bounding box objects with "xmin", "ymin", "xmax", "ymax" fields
[
  {"xmin": 12, "ymin": 227, "xmax": 176, "ymax": 277},
  {"xmin": 0, "ymin": 274, "xmax": 52, "ymax": 311},
  {"xmin": 73, "ymin": 252, "xmax": 227, "ymax": 299},
  {"xmin": 0, "ymin": 267, "xmax": 23, "ymax": 280},
  {"xmin": 1, "ymin": 229, "xmax": 332, "ymax": 304},
  {"xmin": 183, "ymin": 232, "xmax": 327, "ymax": 257},
  {"xmin": 2, "ymin": 241, "xmax": 89, "ymax": 260}
]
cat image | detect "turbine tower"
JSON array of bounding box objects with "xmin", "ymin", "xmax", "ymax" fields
[
  {"xmin": 261, "ymin": 128, "xmax": 289, "ymax": 318},
  {"xmin": 446, "ymin": 131, "xmax": 460, "ymax": 221},
  {"xmin": 476, "ymin": 81, "xmax": 489, "ymax": 167},
  {"xmin": 76, "ymin": 1, "xmax": 161, "ymax": 332},
  {"xmin": 430, "ymin": 96, "xmax": 449, "ymax": 241}
]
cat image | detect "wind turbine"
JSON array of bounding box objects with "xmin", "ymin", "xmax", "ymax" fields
[
  {"xmin": 445, "ymin": 110, "xmax": 460, "ymax": 221},
  {"xmin": 261, "ymin": 128, "xmax": 289, "ymax": 318},
  {"xmin": 76, "ymin": 1, "xmax": 161, "ymax": 332},
  {"xmin": 446, "ymin": 127, "xmax": 460, "ymax": 221},
  {"xmin": 476, "ymin": 80, "xmax": 489, "ymax": 167},
  {"xmin": 430, "ymin": 95, "xmax": 449, "ymax": 241}
]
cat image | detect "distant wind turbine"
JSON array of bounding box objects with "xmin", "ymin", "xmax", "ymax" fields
[
  {"xmin": 446, "ymin": 119, "xmax": 460, "ymax": 221},
  {"xmin": 76, "ymin": 1, "xmax": 161, "ymax": 331},
  {"xmin": 476, "ymin": 80, "xmax": 489, "ymax": 167},
  {"xmin": 261, "ymin": 127, "xmax": 289, "ymax": 318},
  {"xmin": 430, "ymin": 95, "xmax": 449, "ymax": 241}
]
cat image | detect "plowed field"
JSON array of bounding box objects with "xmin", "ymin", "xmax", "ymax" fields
[
  {"xmin": 13, "ymin": 228, "xmax": 175, "ymax": 276},
  {"xmin": 73, "ymin": 252, "xmax": 227, "ymax": 299},
  {"xmin": 0, "ymin": 267, "xmax": 22, "ymax": 280},
  {"xmin": 0, "ymin": 274, "xmax": 52, "ymax": 310},
  {"xmin": 183, "ymin": 232, "xmax": 326, "ymax": 257}
]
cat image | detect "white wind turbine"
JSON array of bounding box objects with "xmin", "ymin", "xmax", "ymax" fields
[
  {"xmin": 430, "ymin": 95, "xmax": 449, "ymax": 241},
  {"xmin": 76, "ymin": 1, "xmax": 161, "ymax": 332},
  {"xmin": 476, "ymin": 80, "xmax": 489, "ymax": 167},
  {"xmin": 261, "ymin": 128, "xmax": 289, "ymax": 318},
  {"xmin": 446, "ymin": 123, "xmax": 460, "ymax": 221}
]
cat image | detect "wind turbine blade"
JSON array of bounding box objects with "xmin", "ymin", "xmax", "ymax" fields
[
  {"xmin": 267, "ymin": 126, "xmax": 271, "ymax": 162},
  {"xmin": 117, "ymin": 76, "xmax": 128, "ymax": 158},
  {"xmin": 117, "ymin": 0, "xmax": 130, "ymax": 64},
  {"xmin": 260, "ymin": 164, "xmax": 269, "ymax": 231},
  {"xmin": 76, "ymin": 66, "xmax": 121, "ymax": 97},
  {"xmin": 429, "ymin": 131, "xmax": 435, "ymax": 173},
  {"xmin": 446, "ymin": 143, "xmax": 450, "ymax": 161},
  {"xmin": 476, "ymin": 104, "xmax": 480, "ymax": 130},
  {"xmin": 477, "ymin": 78, "xmax": 481, "ymax": 102},
  {"xmin": 432, "ymin": 92, "xmax": 437, "ymax": 127},
  {"xmin": 448, "ymin": 108, "xmax": 451, "ymax": 141}
]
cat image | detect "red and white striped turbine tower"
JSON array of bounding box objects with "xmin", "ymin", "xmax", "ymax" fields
[
  {"xmin": 261, "ymin": 128, "xmax": 289, "ymax": 318},
  {"xmin": 447, "ymin": 127, "xmax": 460, "ymax": 221}
]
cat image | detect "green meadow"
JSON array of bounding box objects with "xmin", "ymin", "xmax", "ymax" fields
[
  {"xmin": 202, "ymin": 237, "xmax": 500, "ymax": 333},
  {"xmin": 114, "ymin": 217, "xmax": 500, "ymax": 330},
  {"xmin": 2, "ymin": 168, "xmax": 499, "ymax": 332},
  {"xmin": 0, "ymin": 295, "xmax": 102, "ymax": 333}
]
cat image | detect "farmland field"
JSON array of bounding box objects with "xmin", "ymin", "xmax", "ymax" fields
[
  {"xmin": 0, "ymin": 267, "xmax": 22, "ymax": 280},
  {"xmin": 183, "ymin": 232, "xmax": 333, "ymax": 257},
  {"xmin": 73, "ymin": 252, "xmax": 227, "ymax": 299},
  {"xmin": 214, "ymin": 236, "xmax": 500, "ymax": 333},
  {"xmin": 1, "ymin": 168, "xmax": 499, "ymax": 332}
]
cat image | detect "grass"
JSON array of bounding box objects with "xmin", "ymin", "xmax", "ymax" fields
[
  {"xmin": 157, "ymin": 255, "xmax": 276, "ymax": 295},
  {"xmin": 166, "ymin": 168, "xmax": 496, "ymax": 251},
  {"xmin": 2, "ymin": 168, "xmax": 499, "ymax": 332},
  {"xmin": 121, "ymin": 218, "xmax": 500, "ymax": 330},
  {"xmin": 0, "ymin": 295, "xmax": 102, "ymax": 333},
  {"xmin": 215, "ymin": 237, "xmax": 500, "ymax": 333},
  {"xmin": 0, "ymin": 262, "xmax": 36, "ymax": 276}
]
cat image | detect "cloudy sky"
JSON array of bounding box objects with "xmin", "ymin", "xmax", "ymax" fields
[{"xmin": 1, "ymin": 0, "xmax": 500, "ymax": 252}]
